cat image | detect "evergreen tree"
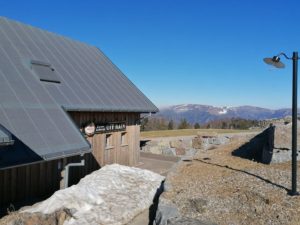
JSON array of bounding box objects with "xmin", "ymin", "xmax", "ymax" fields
[
  {"xmin": 168, "ymin": 120, "xmax": 174, "ymax": 130},
  {"xmin": 178, "ymin": 119, "xmax": 190, "ymax": 129},
  {"xmin": 194, "ymin": 122, "xmax": 200, "ymax": 129},
  {"xmin": 141, "ymin": 117, "xmax": 148, "ymax": 131}
]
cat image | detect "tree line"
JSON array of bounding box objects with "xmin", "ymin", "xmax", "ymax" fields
[{"xmin": 141, "ymin": 117, "xmax": 259, "ymax": 131}]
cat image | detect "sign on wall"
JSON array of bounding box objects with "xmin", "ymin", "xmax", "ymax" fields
[
  {"xmin": 84, "ymin": 122, "xmax": 96, "ymax": 137},
  {"xmin": 83, "ymin": 122, "xmax": 126, "ymax": 136},
  {"xmin": 95, "ymin": 122, "xmax": 126, "ymax": 133}
]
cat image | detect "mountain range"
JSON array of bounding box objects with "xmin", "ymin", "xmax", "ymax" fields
[{"xmin": 155, "ymin": 104, "xmax": 293, "ymax": 124}]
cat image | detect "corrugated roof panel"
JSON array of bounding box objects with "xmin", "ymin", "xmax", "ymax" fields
[
  {"xmin": 0, "ymin": 16, "xmax": 158, "ymax": 167},
  {"xmin": 0, "ymin": 16, "xmax": 158, "ymax": 112},
  {"xmin": 10, "ymin": 20, "xmax": 87, "ymax": 106}
]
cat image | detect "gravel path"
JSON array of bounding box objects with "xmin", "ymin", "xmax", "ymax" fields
[{"xmin": 162, "ymin": 135, "xmax": 300, "ymax": 225}]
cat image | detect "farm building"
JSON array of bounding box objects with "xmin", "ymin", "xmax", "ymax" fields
[{"xmin": 0, "ymin": 17, "xmax": 158, "ymax": 210}]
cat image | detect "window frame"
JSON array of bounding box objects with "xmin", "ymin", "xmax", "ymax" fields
[
  {"xmin": 121, "ymin": 132, "xmax": 128, "ymax": 146},
  {"xmin": 105, "ymin": 133, "xmax": 114, "ymax": 149},
  {"xmin": 30, "ymin": 60, "xmax": 61, "ymax": 84}
]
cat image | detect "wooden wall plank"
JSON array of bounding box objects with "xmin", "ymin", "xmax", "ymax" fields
[
  {"xmin": 0, "ymin": 170, "xmax": 3, "ymax": 206},
  {"xmin": 68, "ymin": 112, "xmax": 141, "ymax": 167},
  {"xmin": 10, "ymin": 168, "xmax": 16, "ymax": 202}
]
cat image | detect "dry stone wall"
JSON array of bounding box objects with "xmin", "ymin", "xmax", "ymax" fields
[
  {"xmin": 232, "ymin": 121, "xmax": 300, "ymax": 163},
  {"xmin": 141, "ymin": 135, "xmax": 230, "ymax": 159}
]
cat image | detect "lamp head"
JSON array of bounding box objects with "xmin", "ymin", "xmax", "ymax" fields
[{"xmin": 263, "ymin": 56, "xmax": 285, "ymax": 68}]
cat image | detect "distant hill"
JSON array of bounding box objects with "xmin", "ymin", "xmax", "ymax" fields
[{"xmin": 155, "ymin": 104, "xmax": 292, "ymax": 124}]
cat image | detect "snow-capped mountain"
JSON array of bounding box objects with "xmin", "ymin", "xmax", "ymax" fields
[{"xmin": 156, "ymin": 104, "xmax": 292, "ymax": 124}]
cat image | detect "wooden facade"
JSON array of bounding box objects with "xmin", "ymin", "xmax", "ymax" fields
[
  {"xmin": 69, "ymin": 112, "xmax": 141, "ymax": 166},
  {"xmin": 0, "ymin": 112, "xmax": 141, "ymax": 212}
]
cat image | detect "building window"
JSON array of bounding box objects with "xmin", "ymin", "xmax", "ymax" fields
[
  {"xmin": 31, "ymin": 60, "xmax": 61, "ymax": 83},
  {"xmin": 121, "ymin": 132, "xmax": 127, "ymax": 145},
  {"xmin": 105, "ymin": 134, "xmax": 113, "ymax": 148}
]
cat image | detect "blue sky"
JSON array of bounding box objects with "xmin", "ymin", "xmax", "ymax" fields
[{"xmin": 1, "ymin": 0, "xmax": 299, "ymax": 109}]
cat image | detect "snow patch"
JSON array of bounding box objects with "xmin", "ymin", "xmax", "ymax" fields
[
  {"xmin": 23, "ymin": 164, "xmax": 165, "ymax": 225},
  {"xmin": 175, "ymin": 108, "xmax": 189, "ymax": 112},
  {"xmin": 173, "ymin": 104, "xmax": 190, "ymax": 112},
  {"xmin": 218, "ymin": 107, "xmax": 228, "ymax": 114},
  {"xmin": 218, "ymin": 109, "xmax": 227, "ymax": 114}
]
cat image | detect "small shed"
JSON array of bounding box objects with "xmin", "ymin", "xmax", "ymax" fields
[{"xmin": 0, "ymin": 17, "xmax": 158, "ymax": 210}]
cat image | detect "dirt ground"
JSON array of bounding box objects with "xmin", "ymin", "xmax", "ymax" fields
[{"xmin": 163, "ymin": 135, "xmax": 300, "ymax": 225}]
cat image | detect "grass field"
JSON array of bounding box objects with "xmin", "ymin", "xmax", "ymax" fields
[{"xmin": 141, "ymin": 128, "xmax": 260, "ymax": 138}]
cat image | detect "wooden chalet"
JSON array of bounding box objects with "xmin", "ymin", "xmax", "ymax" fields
[{"xmin": 0, "ymin": 17, "xmax": 158, "ymax": 210}]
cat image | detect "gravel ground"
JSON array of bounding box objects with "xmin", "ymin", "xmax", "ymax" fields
[{"xmin": 162, "ymin": 135, "xmax": 300, "ymax": 225}]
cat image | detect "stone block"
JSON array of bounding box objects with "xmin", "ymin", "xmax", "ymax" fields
[
  {"xmin": 162, "ymin": 148, "xmax": 176, "ymax": 156},
  {"xmin": 192, "ymin": 137, "xmax": 202, "ymax": 149},
  {"xmin": 175, "ymin": 147, "xmax": 186, "ymax": 156},
  {"xmin": 170, "ymin": 140, "xmax": 183, "ymax": 149}
]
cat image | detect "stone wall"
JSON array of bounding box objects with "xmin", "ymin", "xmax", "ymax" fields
[
  {"xmin": 141, "ymin": 134, "xmax": 230, "ymax": 159},
  {"xmin": 232, "ymin": 122, "xmax": 300, "ymax": 164}
]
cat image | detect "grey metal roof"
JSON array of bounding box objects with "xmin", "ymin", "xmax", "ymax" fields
[
  {"xmin": 0, "ymin": 17, "xmax": 158, "ymax": 113},
  {"xmin": 0, "ymin": 17, "xmax": 157, "ymax": 167}
]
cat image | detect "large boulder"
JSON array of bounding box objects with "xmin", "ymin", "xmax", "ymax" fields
[
  {"xmin": 233, "ymin": 122, "xmax": 300, "ymax": 164},
  {"xmin": 168, "ymin": 217, "xmax": 217, "ymax": 225},
  {"xmin": 175, "ymin": 147, "xmax": 186, "ymax": 156},
  {"xmin": 141, "ymin": 139, "xmax": 170, "ymax": 155},
  {"xmin": 198, "ymin": 135, "xmax": 230, "ymax": 150},
  {"xmin": 192, "ymin": 136, "xmax": 202, "ymax": 149},
  {"xmin": 271, "ymin": 121, "xmax": 300, "ymax": 163},
  {"xmin": 21, "ymin": 164, "xmax": 165, "ymax": 225},
  {"xmin": 162, "ymin": 148, "xmax": 177, "ymax": 156},
  {"xmin": 148, "ymin": 146, "xmax": 164, "ymax": 155},
  {"xmin": 273, "ymin": 122, "xmax": 300, "ymax": 150},
  {"xmin": 141, "ymin": 137, "xmax": 200, "ymax": 157},
  {"xmin": 169, "ymin": 139, "xmax": 192, "ymax": 149}
]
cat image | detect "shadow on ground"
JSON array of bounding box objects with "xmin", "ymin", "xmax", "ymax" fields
[
  {"xmin": 194, "ymin": 158, "xmax": 289, "ymax": 193},
  {"xmin": 232, "ymin": 126, "xmax": 274, "ymax": 164}
]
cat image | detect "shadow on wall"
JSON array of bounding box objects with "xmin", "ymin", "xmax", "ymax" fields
[
  {"xmin": 140, "ymin": 139, "xmax": 151, "ymax": 150},
  {"xmin": 0, "ymin": 134, "xmax": 42, "ymax": 168},
  {"xmin": 148, "ymin": 181, "xmax": 164, "ymax": 225},
  {"xmin": 232, "ymin": 126, "xmax": 275, "ymax": 164}
]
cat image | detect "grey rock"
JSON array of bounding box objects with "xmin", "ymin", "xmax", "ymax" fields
[
  {"xmin": 155, "ymin": 202, "xmax": 180, "ymax": 225},
  {"xmin": 199, "ymin": 136, "xmax": 230, "ymax": 150},
  {"xmin": 185, "ymin": 148, "xmax": 197, "ymax": 157},
  {"xmin": 188, "ymin": 198, "xmax": 208, "ymax": 213},
  {"xmin": 158, "ymin": 140, "xmax": 171, "ymax": 148},
  {"xmin": 175, "ymin": 147, "xmax": 186, "ymax": 156},
  {"xmin": 162, "ymin": 148, "xmax": 176, "ymax": 156},
  {"xmin": 233, "ymin": 124, "xmax": 300, "ymax": 164},
  {"xmin": 148, "ymin": 146, "xmax": 163, "ymax": 155},
  {"xmin": 169, "ymin": 140, "xmax": 183, "ymax": 149},
  {"xmin": 192, "ymin": 137, "xmax": 202, "ymax": 149},
  {"xmin": 271, "ymin": 149, "xmax": 300, "ymax": 163},
  {"xmin": 167, "ymin": 217, "xmax": 217, "ymax": 225},
  {"xmin": 170, "ymin": 139, "xmax": 192, "ymax": 149},
  {"xmin": 273, "ymin": 122, "xmax": 300, "ymax": 150}
]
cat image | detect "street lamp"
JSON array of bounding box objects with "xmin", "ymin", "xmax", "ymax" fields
[{"xmin": 263, "ymin": 52, "xmax": 299, "ymax": 196}]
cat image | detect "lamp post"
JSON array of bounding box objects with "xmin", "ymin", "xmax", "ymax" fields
[{"xmin": 264, "ymin": 52, "xmax": 299, "ymax": 196}]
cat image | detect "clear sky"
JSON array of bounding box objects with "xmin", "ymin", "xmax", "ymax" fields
[{"xmin": 1, "ymin": 0, "xmax": 299, "ymax": 109}]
